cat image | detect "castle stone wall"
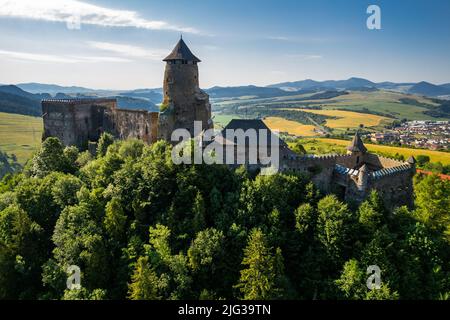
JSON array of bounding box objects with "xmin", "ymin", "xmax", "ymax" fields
[
  {"xmin": 42, "ymin": 99, "xmax": 158, "ymax": 149},
  {"xmin": 110, "ymin": 109, "xmax": 158, "ymax": 144},
  {"xmin": 368, "ymin": 166, "xmax": 415, "ymax": 208}
]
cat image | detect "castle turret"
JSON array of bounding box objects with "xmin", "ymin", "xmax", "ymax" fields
[
  {"xmin": 158, "ymin": 37, "xmax": 213, "ymax": 142},
  {"xmin": 347, "ymin": 132, "xmax": 367, "ymax": 166},
  {"xmin": 357, "ymin": 163, "xmax": 369, "ymax": 190},
  {"xmin": 407, "ymin": 156, "xmax": 416, "ymax": 173}
]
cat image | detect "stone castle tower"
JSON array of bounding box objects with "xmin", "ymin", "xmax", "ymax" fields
[{"xmin": 157, "ymin": 37, "xmax": 213, "ymax": 141}]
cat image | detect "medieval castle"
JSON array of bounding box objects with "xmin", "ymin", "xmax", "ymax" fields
[{"xmin": 42, "ymin": 38, "xmax": 416, "ymax": 209}]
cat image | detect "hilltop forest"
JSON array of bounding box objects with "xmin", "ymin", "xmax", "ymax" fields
[{"xmin": 0, "ymin": 135, "xmax": 449, "ymax": 300}]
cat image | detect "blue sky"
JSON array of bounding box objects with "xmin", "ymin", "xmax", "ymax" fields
[{"xmin": 0, "ymin": 0, "xmax": 449, "ymax": 89}]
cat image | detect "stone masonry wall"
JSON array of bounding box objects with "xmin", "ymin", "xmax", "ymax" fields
[
  {"xmin": 109, "ymin": 109, "xmax": 158, "ymax": 144},
  {"xmin": 42, "ymin": 99, "xmax": 158, "ymax": 149}
]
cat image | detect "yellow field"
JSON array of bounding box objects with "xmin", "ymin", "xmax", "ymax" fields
[
  {"xmin": 317, "ymin": 138, "xmax": 450, "ymax": 165},
  {"xmin": 298, "ymin": 109, "xmax": 388, "ymax": 128},
  {"xmin": 0, "ymin": 112, "xmax": 43, "ymax": 164},
  {"xmin": 264, "ymin": 117, "xmax": 318, "ymax": 136}
]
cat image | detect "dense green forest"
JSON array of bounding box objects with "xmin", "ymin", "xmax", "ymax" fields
[{"xmin": 0, "ymin": 135, "xmax": 449, "ymax": 300}]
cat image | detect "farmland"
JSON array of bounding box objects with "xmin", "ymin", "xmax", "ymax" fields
[
  {"xmin": 295, "ymin": 138, "xmax": 450, "ymax": 165},
  {"xmin": 0, "ymin": 112, "xmax": 42, "ymax": 164},
  {"xmin": 297, "ymin": 109, "xmax": 389, "ymax": 128},
  {"xmin": 263, "ymin": 117, "xmax": 318, "ymax": 136}
]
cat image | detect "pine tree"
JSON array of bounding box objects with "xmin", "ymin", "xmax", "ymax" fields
[
  {"xmin": 104, "ymin": 197, "xmax": 127, "ymax": 241},
  {"xmin": 128, "ymin": 256, "xmax": 160, "ymax": 300},
  {"xmin": 192, "ymin": 192, "xmax": 206, "ymax": 233},
  {"xmin": 235, "ymin": 228, "xmax": 284, "ymax": 300}
]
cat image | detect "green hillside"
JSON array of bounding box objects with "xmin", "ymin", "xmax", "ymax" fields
[{"xmin": 0, "ymin": 112, "xmax": 43, "ymax": 164}]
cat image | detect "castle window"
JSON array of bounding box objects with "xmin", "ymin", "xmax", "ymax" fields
[{"xmin": 356, "ymin": 156, "xmax": 360, "ymax": 164}]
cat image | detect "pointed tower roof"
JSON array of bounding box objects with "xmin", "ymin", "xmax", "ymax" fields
[
  {"xmin": 347, "ymin": 132, "xmax": 367, "ymax": 153},
  {"xmin": 407, "ymin": 156, "xmax": 416, "ymax": 164},
  {"xmin": 163, "ymin": 38, "xmax": 201, "ymax": 62}
]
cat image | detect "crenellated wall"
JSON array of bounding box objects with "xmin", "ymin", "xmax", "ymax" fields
[
  {"xmin": 280, "ymin": 150, "xmax": 415, "ymax": 209},
  {"xmin": 367, "ymin": 164, "xmax": 415, "ymax": 208}
]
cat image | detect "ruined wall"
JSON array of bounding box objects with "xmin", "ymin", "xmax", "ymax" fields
[
  {"xmin": 42, "ymin": 99, "xmax": 158, "ymax": 149},
  {"xmin": 108, "ymin": 109, "xmax": 158, "ymax": 144},
  {"xmin": 42, "ymin": 99, "xmax": 117, "ymax": 148}
]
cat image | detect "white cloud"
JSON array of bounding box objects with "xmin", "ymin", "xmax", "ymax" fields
[
  {"xmin": 88, "ymin": 41, "xmax": 167, "ymax": 60},
  {"xmin": 0, "ymin": 0, "xmax": 198, "ymax": 33},
  {"xmin": 284, "ymin": 54, "xmax": 323, "ymax": 60},
  {"xmin": 267, "ymin": 36, "xmax": 290, "ymax": 41},
  {"xmin": 266, "ymin": 36, "xmax": 334, "ymax": 43},
  {"xmin": 0, "ymin": 49, "xmax": 131, "ymax": 63}
]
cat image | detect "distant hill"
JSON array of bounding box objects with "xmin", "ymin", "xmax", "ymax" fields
[
  {"xmin": 17, "ymin": 83, "xmax": 96, "ymax": 95},
  {"xmin": 408, "ymin": 81, "xmax": 450, "ymax": 97},
  {"xmin": 206, "ymin": 85, "xmax": 294, "ymax": 98},
  {"xmin": 268, "ymin": 77, "xmax": 376, "ymax": 91},
  {"xmin": 373, "ymin": 81, "xmax": 415, "ymax": 90},
  {"xmin": 118, "ymin": 89, "xmax": 163, "ymax": 105},
  {"xmin": 268, "ymin": 78, "xmax": 450, "ymax": 97},
  {"xmin": 0, "ymin": 85, "xmax": 49, "ymax": 100},
  {"xmin": 115, "ymin": 96, "xmax": 158, "ymax": 112},
  {"xmin": 0, "ymin": 85, "xmax": 43, "ymax": 116},
  {"xmin": 0, "ymin": 84, "xmax": 160, "ymax": 117}
]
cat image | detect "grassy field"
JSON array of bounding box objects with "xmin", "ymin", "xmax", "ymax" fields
[
  {"xmin": 264, "ymin": 117, "xmax": 318, "ymax": 136},
  {"xmin": 310, "ymin": 91, "xmax": 443, "ymax": 121},
  {"xmin": 298, "ymin": 138, "xmax": 450, "ymax": 165},
  {"xmin": 0, "ymin": 112, "xmax": 42, "ymax": 164}
]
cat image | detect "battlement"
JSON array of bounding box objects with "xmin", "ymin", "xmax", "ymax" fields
[
  {"xmin": 284, "ymin": 153, "xmax": 351, "ymax": 162},
  {"xmin": 116, "ymin": 107, "xmax": 156, "ymax": 114},
  {"xmin": 334, "ymin": 162, "xmax": 412, "ymax": 180},
  {"xmin": 370, "ymin": 164, "xmax": 412, "ymax": 180},
  {"xmin": 42, "ymin": 98, "xmax": 117, "ymax": 105},
  {"xmin": 334, "ymin": 164, "xmax": 360, "ymax": 177}
]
